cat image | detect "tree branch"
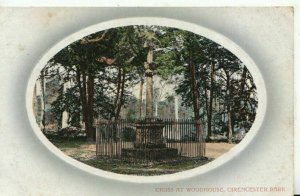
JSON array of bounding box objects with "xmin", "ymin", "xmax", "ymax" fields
[{"xmin": 80, "ymin": 30, "xmax": 108, "ymax": 44}]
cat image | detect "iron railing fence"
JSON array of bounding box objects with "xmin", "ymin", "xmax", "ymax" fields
[{"xmin": 95, "ymin": 118, "xmax": 205, "ymax": 159}]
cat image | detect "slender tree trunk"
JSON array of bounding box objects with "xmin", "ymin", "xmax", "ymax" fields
[
  {"xmin": 204, "ymin": 81, "xmax": 211, "ymax": 136},
  {"xmin": 80, "ymin": 69, "xmax": 91, "ymax": 141},
  {"xmin": 113, "ymin": 67, "xmax": 122, "ymax": 120},
  {"xmin": 207, "ymin": 63, "xmax": 215, "ymax": 139},
  {"xmin": 240, "ymin": 66, "xmax": 247, "ymax": 96},
  {"xmin": 188, "ymin": 60, "xmax": 205, "ymax": 157},
  {"xmin": 86, "ymin": 72, "xmax": 95, "ymax": 141},
  {"xmin": 227, "ymin": 109, "xmax": 233, "ymax": 142},
  {"xmin": 189, "ymin": 61, "xmax": 203, "ymax": 139},
  {"xmin": 238, "ymin": 66, "xmax": 247, "ymax": 126},
  {"xmin": 82, "ymin": 71, "xmax": 87, "ymax": 122},
  {"xmin": 115, "ymin": 69, "xmax": 126, "ymax": 120},
  {"xmin": 225, "ymin": 72, "xmax": 233, "ymax": 143},
  {"xmin": 62, "ymin": 81, "xmax": 69, "ymax": 128},
  {"xmin": 139, "ymin": 77, "xmax": 144, "ymax": 118},
  {"xmin": 189, "ymin": 62, "xmax": 200, "ymax": 120},
  {"xmin": 76, "ymin": 68, "xmax": 84, "ymax": 128}
]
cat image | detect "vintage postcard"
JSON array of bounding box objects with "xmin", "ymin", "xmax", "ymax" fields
[{"xmin": 0, "ymin": 4, "xmax": 297, "ymax": 196}]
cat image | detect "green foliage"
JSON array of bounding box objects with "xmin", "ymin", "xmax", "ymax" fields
[
  {"xmin": 51, "ymin": 86, "xmax": 81, "ymax": 127},
  {"xmin": 40, "ymin": 25, "xmax": 258, "ymax": 138},
  {"xmin": 173, "ymin": 30, "xmax": 257, "ymax": 134}
]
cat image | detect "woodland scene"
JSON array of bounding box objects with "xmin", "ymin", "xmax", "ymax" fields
[{"xmin": 33, "ymin": 25, "xmax": 258, "ymax": 175}]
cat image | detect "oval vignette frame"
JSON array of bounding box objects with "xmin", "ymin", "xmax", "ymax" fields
[{"xmin": 26, "ymin": 17, "xmax": 267, "ymax": 183}]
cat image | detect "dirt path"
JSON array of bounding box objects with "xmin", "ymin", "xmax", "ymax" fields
[{"xmin": 205, "ymin": 143, "xmax": 236, "ymax": 159}]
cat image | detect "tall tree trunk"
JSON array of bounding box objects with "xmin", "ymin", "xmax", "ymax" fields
[
  {"xmin": 238, "ymin": 65, "xmax": 247, "ymax": 128},
  {"xmin": 240, "ymin": 66, "xmax": 247, "ymax": 96},
  {"xmin": 204, "ymin": 79, "xmax": 209, "ymax": 128},
  {"xmin": 227, "ymin": 109, "xmax": 233, "ymax": 142},
  {"xmin": 207, "ymin": 63, "xmax": 215, "ymax": 139},
  {"xmin": 189, "ymin": 61, "xmax": 203, "ymax": 139},
  {"xmin": 225, "ymin": 72, "xmax": 233, "ymax": 143},
  {"xmin": 139, "ymin": 77, "xmax": 144, "ymax": 118},
  {"xmin": 189, "ymin": 62, "xmax": 200, "ymax": 120},
  {"xmin": 79, "ymin": 69, "xmax": 91, "ymax": 141},
  {"xmin": 86, "ymin": 72, "xmax": 95, "ymax": 141},
  {"xmin": 115, "ymin": 69, "xmax": 126, "ymax": 120},
  {"xmin": 76, "ymin": 68, "xmax": 84, "ymax": 128},
  {"xmin": 82, "ymin": 71, "xmax": 88, "ymax": 122},
  {"xmin": 62, "ymin": 81, "xmax": 69, "ymax": 128},
  {"xmin": 113, "ymin": 67, "xmax": 122, "ymax": 120}
]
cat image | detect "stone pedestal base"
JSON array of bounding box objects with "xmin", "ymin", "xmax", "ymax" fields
[
  {"xmin": 121, "ymin": 119, "xmax": 179, "ymax": 160},
  {"xmin": 135, "ymin": 122, "xmax": 164, "ymax": 145},
  {"xmin": 122, "ymin": 148, "xmax": 178, "ymax": 160}
]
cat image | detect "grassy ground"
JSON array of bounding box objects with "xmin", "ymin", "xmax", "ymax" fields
[
  {"xmin": 81, "ymin": 157, "xmax": 211, "ymax": 175},
  {"xmin": 50, "ymin": 138, "xmax": 235, "ymax": 176}
]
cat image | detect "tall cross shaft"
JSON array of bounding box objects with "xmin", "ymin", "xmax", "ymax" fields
[{"xmin": 144, "ymin": 46, "xmax": 154, "ymax": 118}]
